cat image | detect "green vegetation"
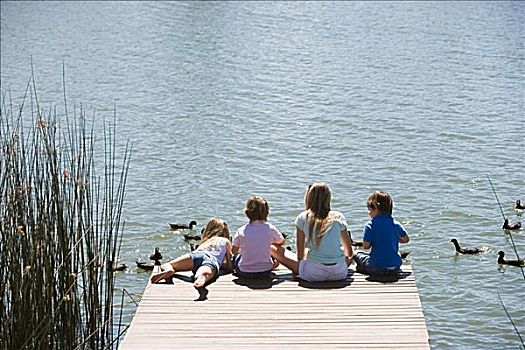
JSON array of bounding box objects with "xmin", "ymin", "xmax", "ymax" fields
[{"xmin": 0, "ymin": 71, "xmax": 131, "ymax": 349}]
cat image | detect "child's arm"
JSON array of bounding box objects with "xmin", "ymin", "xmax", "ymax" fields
[
  {"xmin": 362, "ymin": 223, "xmax": 372, "ymax": 249},
  {"xmin": 340, "ymin": 229, "xmax": 354, "ymax": 264},
  {"xmin": 222, "ymin": 241, "xmax": 233, "ymax": 273},
  {"xmin": 340, "ymin": 229, "xmax": 353, "ymax": 256},
  {"xmin": 150, "ymin": 264, "xmax": 175, "ymax": 284},
  {"xmin": 296, "ymin": 228, "xmax": 306, "ymax": 260},
  {"xmin": 272, "ymin": 237, "xmax": 285, "ymax": 246},
  {"xmin": 232, "ymin": 233, "xmax": 241, "ymax": 254},
  {"xmin": 271, "ymin": 227, "xmax": 285, "ymax": 246}
]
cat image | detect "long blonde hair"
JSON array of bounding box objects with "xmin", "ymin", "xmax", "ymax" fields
[
  {"xmin": 196, "ymin": 218, "xmax": 230, "ymax": 251},
  {"xmin": 304, "ymin": 182, "xmax": 332, "ymax": 246}
]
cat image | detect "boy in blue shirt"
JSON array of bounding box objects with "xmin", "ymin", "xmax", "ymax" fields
[{"xmin": 353, "ymin": 191, "xmax": 409, "ymax": 275}]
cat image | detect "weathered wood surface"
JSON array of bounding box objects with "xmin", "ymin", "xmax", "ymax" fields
[{"xmin": 119, "ymin": 264, "xmax": 429, "ymax": 349}]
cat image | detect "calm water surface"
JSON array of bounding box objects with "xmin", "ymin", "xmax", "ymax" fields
[{"xmin": 1, "ymin": 2, "xmax": 524, "ymax": 349}]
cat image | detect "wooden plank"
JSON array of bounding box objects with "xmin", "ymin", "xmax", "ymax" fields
[{"xmin": 119, "ymin": 264, "xmax": 430, "ymax": 349}]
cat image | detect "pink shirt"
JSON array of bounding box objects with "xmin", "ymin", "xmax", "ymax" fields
[{"xmin": 233, "ymin": 221, "xmax": 284, "ymax": 273}]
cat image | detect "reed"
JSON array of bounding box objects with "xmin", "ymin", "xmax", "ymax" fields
[{"xmin": 0, "ymin": 71, "xmax": 131, "ymax": 349}]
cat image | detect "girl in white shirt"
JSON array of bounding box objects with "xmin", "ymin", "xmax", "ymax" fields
[
  {"xmin": 271, "ymin": 183, "xmax": 353, "ymax": 282},
  {"xmin": 150, "ymin": 218, "xmax": 233, "ymax": 288}
]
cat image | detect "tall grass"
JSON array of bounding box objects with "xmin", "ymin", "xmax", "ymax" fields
[{"xmin": 0, "ymin": 70, "xmax": 131, "ymax": 349}]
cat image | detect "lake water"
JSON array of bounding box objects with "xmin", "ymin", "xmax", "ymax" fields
[{"xmin": 1, "ymin": 1, "xmax": 524, "ymax": 348}]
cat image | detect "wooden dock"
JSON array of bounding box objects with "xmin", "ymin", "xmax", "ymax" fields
[{"xmin": 119, "ymin": 264, "xmax": 429, "ymax": 349}]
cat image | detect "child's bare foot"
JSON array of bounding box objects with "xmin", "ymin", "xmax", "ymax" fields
[{"xmin": 193, "ymin": 275, "xmax": 207, "ymax": 288}]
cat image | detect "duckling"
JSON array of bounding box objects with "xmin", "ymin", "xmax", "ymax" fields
[
  {"xmin": 502, "ymin": 219, "xmax": 521, "ymax": 230},
  {"xmin": 450, "ymin": 238, "xmax": 483, "ymax": 254},
  {"xmin": 497, "ymin": 251, "xmax": 525, "ymax": 267},
  {"xmin": 516, "ymin": 200, "xmax": 525, "ymax": 211},
  {"xmin": 170, "ymin": 220, "xmax": 197, "ymax": 230}
]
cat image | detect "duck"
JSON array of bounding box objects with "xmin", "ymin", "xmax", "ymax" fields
[
  {"xmin": 516, "ymin": 200, "xmax": 525, "ymax": 211},
  {"xmin": 149, "ymin": 247, "xmax": 163, "ymax": 264},
  {"xmin": 450, "ymin": 238, "xmax": 483, "ymax": 254},
  {"xmin": 400, "ymin": 250, "xmax": 411, "ymax": 259},
  {"xmin": 184, "ymin": 233, "xmax": 201, "ymax": 241},
  {"xmin": 351, "ymin": 240, "xmax": 363, "ymax": 247},
  {"xmin": 137, "ymin": 247, "xmax": 163, "ymax": 270},
  {"xmin": 169, "ymin": 220, "xmax": 197, "ymax": 230},
  {"xmin": 497, "ymin": 251, "xmax": 525, "ymax": 267},
  {"xmin": 109, "ymin": 262, "xmax": 127, "ymax": 272},
  {"xmin": 136, "ymin": 261, "xmax": 154, "ymax": 270},
  {"xmin": 502, "ymin": 219, "xmax": 522, "ymax": 230}
]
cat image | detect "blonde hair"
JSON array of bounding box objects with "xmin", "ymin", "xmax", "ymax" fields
[
  {"xmin": 243, "ymin": 196, "xmax": 270, "ymax": 222},
  {"xmin": 367, "ymin": 191, "xmax": 393, "ymax": 215},
  {"xmin": 304, "ymin": 182, "xmax": 332, "ymax": 246},
  {"xmin": 196, "ymin": 218, "xmax": 230, "ymax": 251}
]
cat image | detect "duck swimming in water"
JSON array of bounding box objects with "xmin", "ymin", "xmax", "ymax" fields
[
  {"xmin": 184, "ymin": 233, "xmax": 202, "ymax": 241},
  {"xmin": 189, "ymin": 242, "xmax": 200, "ymax": 251},
  {"xmin": 136, "ymin": 261, "xmax": 154, "ymax": 270},
  {"xmin": 351, "ymin": 240, "xmax": 364, "ymax": 247},
  {"xmin": 497, "ymin": 251, "xmax": 525, "ymax": 267},
  {"xmin": 149, "ymin": 247, "xmax": 163, "ymax": 264},
  {"xmin": 109, "ymin": 262, "xmax": 127, "ymax": 272},
  {"xmin": 170, "ymin": 220, "xmax": 197, "ymax": 230},
  {"xmin": 450, "ymin": 238, "xmax": 483, "ymax": 254},
  {"xmin": 136, "ymin": 247, "xmax": 163, "ymax": 270},
  {"xmin": 502, "ymin": 219, "xmax": 521, "ymax": 230},
  {"xmin": 514, "ymin": 199, "xmax": 525, "ymax": 214}
]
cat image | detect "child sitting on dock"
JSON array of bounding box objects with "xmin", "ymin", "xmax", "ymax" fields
[
  {"xmin": 150, "ymin": 217, "xmax": 233, "ymax": 288},
  {"xmin": 353, "ymin": 191, "xmax": 410, "ymax": 275},
  {"xmin": 232, "ymin": 196, "xmax": 285, "ymax": 277},
  {"xmin": 271, "ymin": 182, "xmax": 354, "ymax": 282}
]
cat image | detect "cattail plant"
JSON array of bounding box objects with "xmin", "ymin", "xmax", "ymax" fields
[{"xmin": 0, "ymin": 69, "xmax": 131, "ymax": 349}]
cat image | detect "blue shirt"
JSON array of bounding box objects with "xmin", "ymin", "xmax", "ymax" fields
[
  {"xmin": 363, "ymin": 215, "xmax": 407, "ymax": 268},
  {"xmin": 295, "ymin": 210, "xmax": 347, "ymax": 264}
]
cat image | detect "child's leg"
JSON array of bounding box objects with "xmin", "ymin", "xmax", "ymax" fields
[
  {"xmin": 353, "ymin": 252, "xmax": 395, "ymax": 275},
  {"xmin": 271, "ymin": 245, "xmax": 300, "ymax": 275},
  {"xmin": 352, "ymin": 251, "xmax": 370, "ymax": 274},
  {"xmin": 193, "ymin": 265, "xmax": 215, "ymax": 288},
  {"xmin": 150, "ymin": 254, "xmax": 194, "ymax": 284}
]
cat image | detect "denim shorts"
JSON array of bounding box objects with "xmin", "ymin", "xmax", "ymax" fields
[{"xmin": 189, "ymin": 251, "xmax": 220, "ymax": 276}]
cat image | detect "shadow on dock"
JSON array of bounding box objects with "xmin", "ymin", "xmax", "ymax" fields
[
  {"xmin": 232, "ymin": 273, "xmax": 286, "ymax": 289},
  {"xmin": 364, "ymin": 269, "xmax": 412, "ymax": 283}
]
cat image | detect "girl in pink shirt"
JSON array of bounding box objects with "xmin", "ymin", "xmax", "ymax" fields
[{"xmin": 233, "ymin": 196, "xmax": 285, "ymax": 276}]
